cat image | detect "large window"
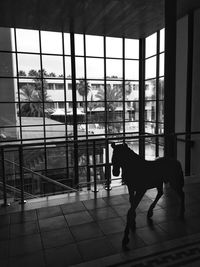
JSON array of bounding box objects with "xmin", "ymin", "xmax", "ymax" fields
[{"xmin": 144, "ymin": 29, "xmax": 165, "ymax": 159}]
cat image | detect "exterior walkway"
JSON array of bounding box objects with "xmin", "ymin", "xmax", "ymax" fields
[{"xmin": 1, "ymin": 180, "xmax": 200, "ymax": 267}]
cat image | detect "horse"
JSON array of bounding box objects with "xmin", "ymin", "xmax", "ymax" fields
[{"xmin": 111, "ymin": 142, "xmax": 185, "ymax": 250}]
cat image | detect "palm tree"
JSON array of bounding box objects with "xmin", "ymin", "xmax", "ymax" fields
[
  {"xmin": 77, "ymin": 79, "xmax": 91, "ymax": 112},
  {"xmin": 95, "ymin": 85, "xmax": 122, "ymax": 133},
  {"xmin": 20, "ymin": 70, "xmax": 52, "ymax": 117}
]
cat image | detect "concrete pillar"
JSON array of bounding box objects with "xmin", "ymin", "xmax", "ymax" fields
[{"xmin": 0, "ymin": 27, "xmax": 17, "ymax": 140}]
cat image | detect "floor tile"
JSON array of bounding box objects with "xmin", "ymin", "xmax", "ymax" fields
[
  {"xmin": 70, "ymin": 222, "xmax": 103, "ymax": 241},
  {"xmin": 82, "ymin": 198, "xmax": 108, "ymax": 210},
  {"xmin": 103, "ymin": 195, "xmax": 128, "ymax": 206},
  {"xmin": 107, "ymin": 231, "xmax": 145, "ymax": 252},
  {"xmin": 0, "ymin": 225, "xmax": 9, "ymax": 240},
  {"xmin": 37, "ymin": 206, "xmax": 62, "ymax": 219},
  {"xmin": 41, "ymin": 227, "xmax": 75, "ymax": 249},
  {"xmin": 10, "ymin": 221, "xmax": 39, "ymax": 239},
  {"xmin": 0, "ymin": 240, "xmax": 9, "ymax": 259},
  {"xmin": 9, "ymin": 234, "xmax": 42, "ymax": 257},
  {"xmin": 77, "ymin": 236, "xmax": 115, "ymax": 261},
  {"xmin": 65, "ymin": 211, "xmax": 93, "ymax": 226},
  {"xmin": 0, "ymin": 214, "xmax": 10, "ymax": 227},
  {"xmin": 8, "ymin": 251, "xmax": 45, "ymax": 267},
  {"xmin": 45, "ymin": 243, "xmax": 82, "ymax": 267},
  {"xmin": 39, "ymin": 215, "xmax": 67, "ymax": 232},
  {"xmin": 10, "ymin": 210, "xmax": 37, "ymax": 224},
  {"xmin": 97, "ymin": 217, "xmax": 125, "ymax": 235},
  {"xmin": 136, "ymin": 224, "xmax": 171, "ymax": 245},
  {"xmin": 112, "ymin": 203, "xmax": 129, "ymax": 216},
  {"xmin": 61, "ymin": 202, "xmax": 86, "ymax": 214},
  {"xmin": 89, "ymin": 206, "xmax": 118, "ymax": 221}
]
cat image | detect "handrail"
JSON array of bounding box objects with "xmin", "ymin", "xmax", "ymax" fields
[
  {"xmin": 1, "ymin": 130, "xmax": 200, "ymax": 149},
  {"xmin": 0, "ymin": 181, "xmax": 37, "ymax": 199},
  {"xmin": 2, "ymin": 158, "xmax": 78, "ymax": 193}
]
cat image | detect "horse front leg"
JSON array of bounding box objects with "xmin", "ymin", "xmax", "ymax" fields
[
  {"xmin": 147, "ymin": 185, "xmax": 163, "ymax": 219},
  {"xmin": 122, "ymin": 189, "xmax": 146, "ymax": 250}
]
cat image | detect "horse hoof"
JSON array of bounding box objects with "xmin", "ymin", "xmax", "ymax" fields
[{"xmin": 147, "ymin": 209, "xmax": 153, "ymax": 218}]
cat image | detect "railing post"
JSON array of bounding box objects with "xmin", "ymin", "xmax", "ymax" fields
[
  {"xmin": 104, "ymin": 139, "xmax": 112, "ymax": 191},
  {"xmin": 92, "ymin": 140, "xmax": 98, "ymax": 193},
  {"xmin": 19, "ymin": 146, "xmax": 26, "ymax": 204},
  {"xmin": 1, "ymin": 147, "xmax": 10, "ymax": 206}
]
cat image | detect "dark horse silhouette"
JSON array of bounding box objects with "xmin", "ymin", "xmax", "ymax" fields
[{"xmin": 111, "ymin": 142, "xmax": 185, "ymax": 250}]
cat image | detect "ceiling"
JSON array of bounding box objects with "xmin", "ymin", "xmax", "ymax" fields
[{"xmin": 0, "ymin": 0, "xmax": 199, "ymax": 39}]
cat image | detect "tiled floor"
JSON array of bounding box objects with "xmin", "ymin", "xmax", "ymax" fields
[{"xmin": 1, "ymin": 181, "xmax": 200, "ymax": 267}]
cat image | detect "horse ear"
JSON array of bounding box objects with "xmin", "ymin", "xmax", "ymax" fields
[{"xmin": 111, "ymin": 142, "xmax": 115, "ymax": 148}]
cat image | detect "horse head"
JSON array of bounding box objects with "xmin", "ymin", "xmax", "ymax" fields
[{"xmin": 111, "ymin": 142, "xmax": 128, "ymax": 176}]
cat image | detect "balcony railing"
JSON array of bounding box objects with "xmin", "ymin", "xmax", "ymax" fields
[{"xmin": 0, "ymin": 131, "xmax": 200, "ymax": 206}]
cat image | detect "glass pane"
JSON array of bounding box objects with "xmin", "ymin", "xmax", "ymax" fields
[
  {"xmin": 76, "ymin": 79, "xmax": 91, "ymax": 101},
  {"xmin": 75, "ymin": 34, "xmax": 84, "ymax": 56},
  {"xmin": 42, "ymin": 55, "xmax": 63, "ymax": 77},
  {"xmin": 65, "ymin": 56, "xmax": 71, "ymax": 78},
  {"xmin": 86, "ymin": 58, "xmax": 104, "ymax": 79},
  {"xmin": 145, "ymin": 137, "xmax": 156, "ymax": 159},
  {"xmin": 145, "ymin": 79, "xmax": 156, "ymax": 100},
  {"xmin": 16, "ymin": 28, "xmax": 39, "ymax": 53},
  {"xmin": 106, "ymin": 37, "xmax": 122, "ymax": 58},
  {"xmin": 132, "ymin": 101, "xmax": 139, "ymax": 121},
  {"xmin": 20, "ymin": 102, "xmax": 44, "ymax": 117},
  {"xmin": 107, "ymin": 122, "xmax": 123, "ymax": 134},
  {"xmin": 126, "ymin": 81, "xmax": 139, "ymax": 100},
  {"xmin": 19, "ymin": 79, "xmax": 40, "ymax": 102},
  {"xmin": 125, "ymin": 38, "xmax": 139, "ymax": 59},
  {"xmin": 21, "ymin": 125, "xmax": 44, "ymax": 140},
  {"xmin": 86, "ymin": 35, "xmax": 104, "ymax": 57},
  {"xmin": 66, "ymin": 82, "xmax": 72, "ymax": 101},
  {"xmin": 146, "ymin": 32, "xmax": 157, "ymax": 58},
  {"xmin": 90, "ymin": 81, "xmax": 104, "ymax": 101},
  {"xmin": 41, "ymin": 31, "xmax": 62, "ymax": 54},
  {"xmin": 125, "ymin": 60, "xmax": 139, "ymax": 80},
  {"xmin": 106, "ymin": 59, "xmax": 122, "ymax": 79},
  {"xmin": 45, "ymin": 124, "xmax": 66, "ymax": 139},
  {"xmin": 145, "ymin": 56, "xmax": 156, "ymax": 79},
  {"xmin": 158, "ymin": 101, "xmax": 164, "ymax": 123},
  {"xmin": 18, "ymin": 54, "xmax": 41, "ymax": 77},
  {"xmin": 0, "ymin": 78, "xmax": 17, "ymax": 102},
  {"xmin": 107, "ymin": 102, "xmax": 123, "ymax": 121},
  {"xmin": 0, "ymin": 103, "xmax": 17, "ymax": 127},
  {"xmin": 125, "ymin": 121, "xmax": 139, "ymax": 132},
  {"xmin": 88, "ymin": 103, "xmax": 105, "ymax": 123},
  {"xmin": 160, "ymin": 28, "xmax": 165, "ymax": 52},
  {"xmin": 0, "ymin": 52, "xmax": 16, "ymax": 77},
  {"xmin": 46, "ymin": 79, "xmax": 65, "ymax": 102},
  {"xmin": 159, "ymin": 53, "xmax": 164, "ymax": 76},
  {"xmin": 145, "ymin": 101, "xmax": 156, "ymax": 122},
  {"xmin": 159, "ymin": 78, "xmax": 164, "ymax": 100},
  {"xmin": 0, "ymin": 126, "xmax": 18, "ymax": 140},
  {"xmin": 76, "ymin": 57, "xmax": 84, "ymax": 79},
  {"xmin": 64, "ymin": 33, "xmax": 71, "ymax": 55}
]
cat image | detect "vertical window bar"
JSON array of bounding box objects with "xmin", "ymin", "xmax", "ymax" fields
[
  {"xmin": 83, "ymin": 34, "xmax": 90, "ymax": 190},
  {"xmin": 70, "ymin": 32, "xmax": 79, "ymax": 186},
  {"xmin": 38, "ymin": 30, "xmax": 48, "ymax": 176},
  {"xmin": 139, "ymin": 38, "xmax": 145, "ymax": 157},
  {"xmin": 14, "ymin": 28, "xmax": 22, "ymax": 144},
  {"xmin": 104, "ymin": 36, "xmax": 107, "ymax": 137},
  {"xmin": 122, "ymin": 37, "xmax": 125, "ymax": 140},
  {"xmin": 61, "ymin": 32, "xmax": 69, "ymax": 180},
  {"xmin": 156, "ymin": 31, "xmax": 160, "ymax": 157}
]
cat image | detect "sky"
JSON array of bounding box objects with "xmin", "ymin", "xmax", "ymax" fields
[{"xmin": 11, "ymin": 28, "xmax": 165, "ymax": 79}]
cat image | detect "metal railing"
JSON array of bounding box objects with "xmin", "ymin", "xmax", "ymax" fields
[{"xmin": 1, "ymin": 130, "xmax": 200, "ymax": 207}]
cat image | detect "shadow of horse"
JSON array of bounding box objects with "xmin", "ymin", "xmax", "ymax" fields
[{"xmin": 111, "ymin": 142, "xmax": 185, "ymax": 251}]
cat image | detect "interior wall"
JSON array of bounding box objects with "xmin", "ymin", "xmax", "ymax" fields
[
  {"xmin": 175, "ymin": 15, "xmax": 188, "ymax": 170},
  {"xmin": 191, "ymin": 9, "xmax": 200, "ymax": 175}
]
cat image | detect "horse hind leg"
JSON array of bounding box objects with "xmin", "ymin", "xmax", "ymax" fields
[{"xmin": 147, "ymin": 186, "xmax": 163, "ymax": 219}]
